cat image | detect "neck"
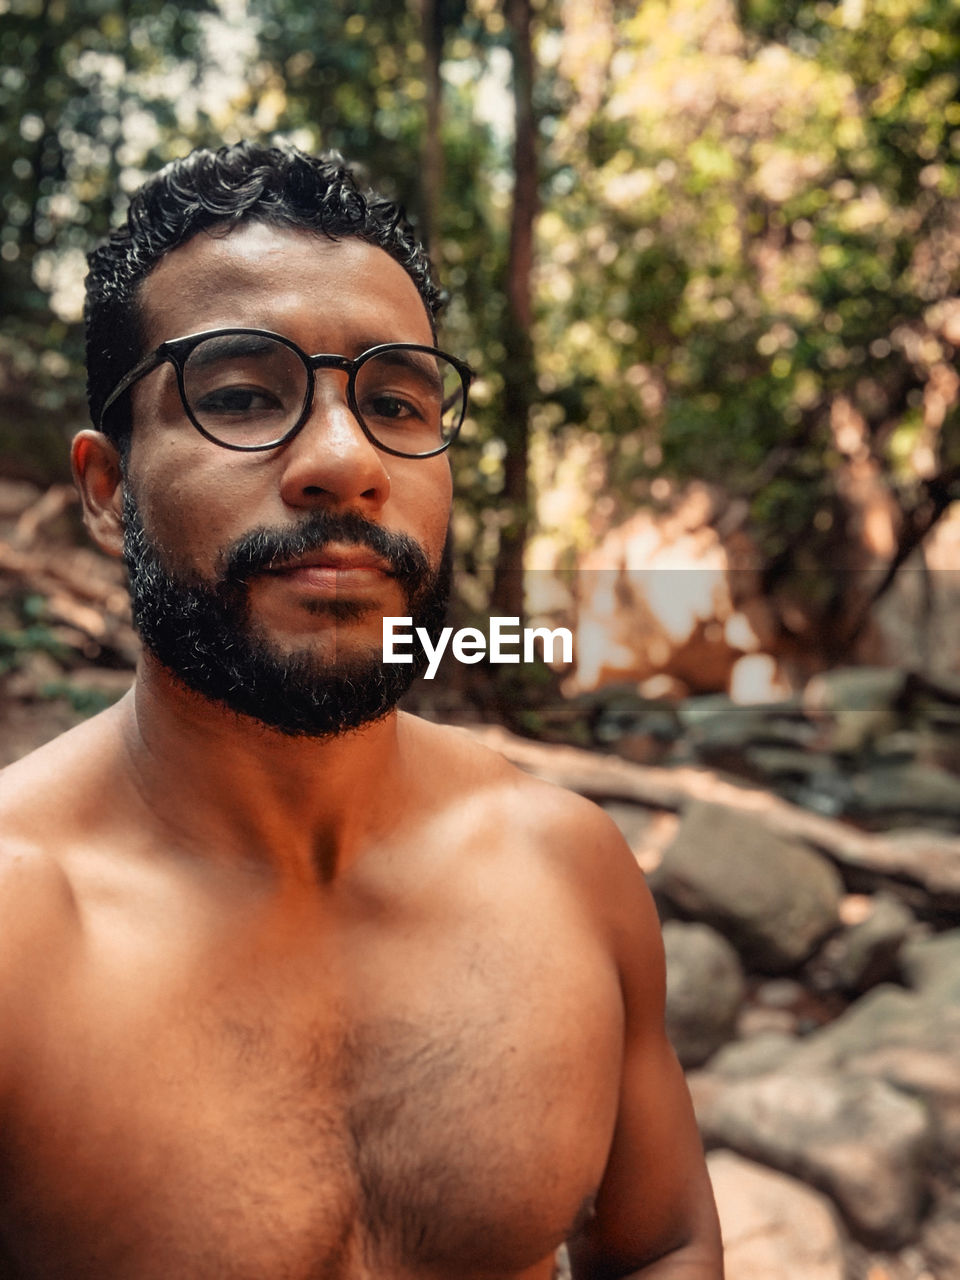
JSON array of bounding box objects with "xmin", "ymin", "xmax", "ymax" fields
[{"xmin": 117, "ymin": 653, "xmax": 409, "ymax": 884}]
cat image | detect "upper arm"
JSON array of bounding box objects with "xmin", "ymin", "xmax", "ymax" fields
[
  {"xmin": 565, "ymin": 809, "xmax": 723, "ymax": 1278},
  {"xmin": 0, "ymin": 799, "xmax": 75, "ymax": 1105}
]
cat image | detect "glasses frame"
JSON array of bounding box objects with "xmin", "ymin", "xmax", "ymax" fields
[{"xmin": 98, "ymin": 326, "xmax": 474, "ymax": 459}]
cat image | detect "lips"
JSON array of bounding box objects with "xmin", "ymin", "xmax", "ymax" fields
[
  {"xmin": 267, "ymin": 543, "xmax": 394, "ymax": 577},
  {"xmin": 261, "ymin": 543, "xmax": 396, "ymax": 600}
]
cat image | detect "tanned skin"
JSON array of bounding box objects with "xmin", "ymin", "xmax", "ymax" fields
[{"xmin": 0, "ymin": 224, "xmax": 723, "ymax": 1279}]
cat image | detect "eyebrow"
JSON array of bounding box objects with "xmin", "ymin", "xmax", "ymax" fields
[
  {"xmin": 187, "ymin": 334, "xmax": 283, "ymax": 366},
  {"xmin": 368, "ymin": 347, "xmax": 444, "ymax": 392},
  {"xmin": 331, "ymin": 335, "xmax": 439, "ymax": 362}
]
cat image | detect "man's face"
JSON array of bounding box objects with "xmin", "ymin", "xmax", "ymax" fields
[{"xmin": 121, "ymin": 221, "xmax": 454, "ymax": 736}]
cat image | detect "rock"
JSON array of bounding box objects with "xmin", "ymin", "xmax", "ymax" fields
[
  {"xmin": 754, "ymin": 977, "xmax": 807, "ymax": 1009},
  {"xmin": 810, "ymin": 893, "xmax": 916, "ymax": 995},
  {"xmin": 804, "ymin": 666, "xmax": 908, "ymax": 718},
  {"xmin": 846, "ymin": 761, "xmax": 960, "ymax": 829},
  {"xmin": 914, "ymin": 669, "xmax": 960, "ymax": 706},
  {"xmin": 601, "ymin": 802, "xmax": 679, "ymax": 877},
  {"xmin": 662, "ymin": 922, "xmax": 746, "ymax": 1067},
  {"xmin": 792, "ymin": 984, "xmax": 960, "ymax": 1079},
  {"xmin": 901, "ymin": 929, "xmax": 960, "ymax": 1001},
  {"xmin": 875, "ymin": 829, "xmax": 960, "ymax": 910},
  {"xmin": 709, "ymin": 1031, "xmax": 797, "ymax": 1079},
  {"xmin": 735, "ymin": 1004, "xmax": 797, "ymax": 1039},
  {"xmin": 746, "ymin": 977, "xmax": 840, "ymax": 1036},
  {"xmin": 707, "ymin": 1149, "xmax": 845, "ymax": 1280},
  {"xmin": 697, "ymin": 1072, "xmax": 930, "ymax": 1246},
  {"xmin": 740, "ymin": 744, "xmax": 839, "ymax": 787},
  {"xmin": 590, "ymin": 691, "xmax": 682, "ymax": 755},
  {"xmin": 842, "ymin": 1238, "xmax": 944, "ymax": 1280},
  {"xmin": 873, "ymin": 726, "xmax": 960, "ymax": 777},
  {"xmin": 922, "ymin": 1193, "xmax": 960, "ymax": 1280},
  {"xmin": 653, "ymin": 800, "xmax": 843, "ymax": 972},
  {"xmin": 600, "ymin": 801, "xmax": 662, "ymax": 854},
  {"xmin": 677, "ymin": 698, "xmax": 818, "ymax": 779},
  {"xmin": 782, "ymin": 985, "xmax": 960, "ymax": 1177}
]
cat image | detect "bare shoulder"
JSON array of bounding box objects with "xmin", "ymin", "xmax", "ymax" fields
[
  {"xmin": 0, "ymin": 744, "xmax": 83, "ymax": 905},
  {"xmin": 0, "ymin": 712, "xmax": 118, "ymax": 939},
  {"xmin": 403, "ymin": 714, "xmax": 618, "ymax": 824},
  {"xmin": 0, "ymin": 697, "xmax": 127, "ymax": 816},
  {"xmin": 0, "ymin": 828, "xmax": 76, "ymax": 958},
  {"xmin": 404, "ymin": 716, "xmax": 657, "ymax": 947},
  {"xmin": 0, "ymin": 804, "xmax": 77, "ymax": 1077},
  {"xmin": 0, "ymin": 742, "xmax": 91, "ymax": 1114}
]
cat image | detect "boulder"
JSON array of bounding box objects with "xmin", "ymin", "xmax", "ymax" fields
[
  {"xmin": 734, "ymin": 1004, "xmax": 797, "ymax": 1039},
  {"xmin": 709, "ymin": 1031, "xmax": 797, "ymax": 1080},
  {"xmin": 661, "ymin": 922, "xmax": 746, "ymax": 1067},
  {"xmin": 653, "ymin": 801, "xmax": 843, "ymax": 972},
  {"xmin": 707, "ymin": 1149, "xmax": 845, "ymax": 1280},
  {"xmin": 901, "ymin": 929, "xmax": 960, "ymax": 1001},
  {"xmin": 809, "ymin": 892, "xmax": 916, "ymax": 995},
  {"xmin": 791, "ymin": 984, "xmax": 960, "ymax": 1081},
  {"xmin": 922, "ymin": 1193, "xmax": 960, "ymax": 1280},
  {"xmin": 753, "ymin": 977, "xmax": 807, "ymax": 1009},
  {"xmin": 600, "ymin": 801, "xmax": 666, "ymax": 856},
  {"xmin": 876, "ymin": 829, "xmax": 960, "ymax": 910},
  {"xmin": 761, "ymin": 984, "xmax": 960, "ymax": 1176},
  {"xmin": 846, "ymin": 760, "xmax": 960, "ymax": 829},
  {"xmin": 697, "ymin": 1072, "xmax": 929, "ymax": 1245},
  {"xmin": 803, "ymin": 666, "xmax": 908, "ymax": 718},
  {"xmin": 601, "ymin": 801, "xmax": 680, "ymax": 879}
]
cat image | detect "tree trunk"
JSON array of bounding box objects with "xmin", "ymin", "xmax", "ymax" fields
[
  {"xmin": 418, "ymin": 0, "xmax": 444, "ymax": 265},
  {"xmin": 491, "ymin": 0, "xmax": 537, "ymax": 618},
  {"xmin": 839, "ymin": 470, "xmax": 959, "ymax": 652}
]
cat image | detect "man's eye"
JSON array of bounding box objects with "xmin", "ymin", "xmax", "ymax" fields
[
  {"xmin": 195, "ymin": 385, "xmax": 282, "ymax": 415},
  {"xmin": 364, "ymin": 393, "xmax": 419, "ymax": 422}
]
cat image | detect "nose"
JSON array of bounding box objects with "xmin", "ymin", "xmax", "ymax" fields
[{"xmin": 277, "ymin": 374, "xmax": 391, "ymax": 512}]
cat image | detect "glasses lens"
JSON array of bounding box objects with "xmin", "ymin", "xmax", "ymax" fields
[
  {"xmin": 355, "ymin": 347, "xmax": 465, "ymax": 456},
  {"xmin": 182, "ymin": 333, "xmax": 307, "ymax": 447}
]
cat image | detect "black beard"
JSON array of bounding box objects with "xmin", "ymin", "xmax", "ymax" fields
[{"xmin": 121, "ymin": 489, "xmax": 451, "ymax": 738}]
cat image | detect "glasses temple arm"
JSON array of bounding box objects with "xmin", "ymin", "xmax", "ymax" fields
[{"xmin": 97, "ymin": 349, "xmax": 165, "ymax": 429}]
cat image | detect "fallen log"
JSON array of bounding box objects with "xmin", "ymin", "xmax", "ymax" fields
[{"xmin": 466, "ymin": 724, "xmax": 960, "ymax": 906}]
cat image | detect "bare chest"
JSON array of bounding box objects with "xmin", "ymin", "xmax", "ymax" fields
[{"xmin": 1, "ymin": 913, "xmax": 622, "ymax": 1279}]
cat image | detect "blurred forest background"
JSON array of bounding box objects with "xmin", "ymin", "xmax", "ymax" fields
[
  {"xmin": 5, "ymin": 11, "xmax": 960, "ymax": 1271},
  {"xmin": 2, "ymin": 0, "xmax": 960, "ymax": 721}
]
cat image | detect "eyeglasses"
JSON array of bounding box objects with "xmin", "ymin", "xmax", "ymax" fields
[{"xmin": 98, "ymin": 327, "xmax": 473, "ymax": 458}]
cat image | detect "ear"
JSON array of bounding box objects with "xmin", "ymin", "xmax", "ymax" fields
[{"xmin": 71, "ymin": 430, "xmax": 126, "ymax": 559}]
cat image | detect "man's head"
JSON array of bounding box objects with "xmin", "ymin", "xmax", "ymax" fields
[
  {"xmin": 75, "ymin": 142, "xmax": 458, "ymax": 738},
  {"xmin": 85, "ymin": 141, "xmax": 444, "ymax": 453}
]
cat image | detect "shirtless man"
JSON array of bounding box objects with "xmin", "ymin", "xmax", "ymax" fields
[{"xmin": 0, "ymin": 142, "xmax": 723, "ymax": 1279}]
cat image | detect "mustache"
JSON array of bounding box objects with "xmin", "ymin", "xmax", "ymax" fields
[{"xmin": 218, "ymin": 511, "xmax": 432, "ymax": 590}]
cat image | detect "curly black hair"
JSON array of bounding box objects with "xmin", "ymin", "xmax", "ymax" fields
[{"xmin": 85, "ymin": 140, "xmax": 443, "ymax": 448}]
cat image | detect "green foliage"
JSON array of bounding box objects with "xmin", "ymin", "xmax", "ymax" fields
[
  {"xmin": 536, "ymin": 0, "xmax": 960, "ymax": 587},
  {"xmin": 2, "ymin": 0, "xmax": 958, "ymax": 627},
  {"xmin": 1, "ymin": 0, "xmax": 222, "ymax": 476},
  {"xmin": 0, "ymin": 621, "xmax": 69, "ymax": 675},
  {"xmin": 37, "ymin": 678, "xmax": 120, "ymax": 716}
]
